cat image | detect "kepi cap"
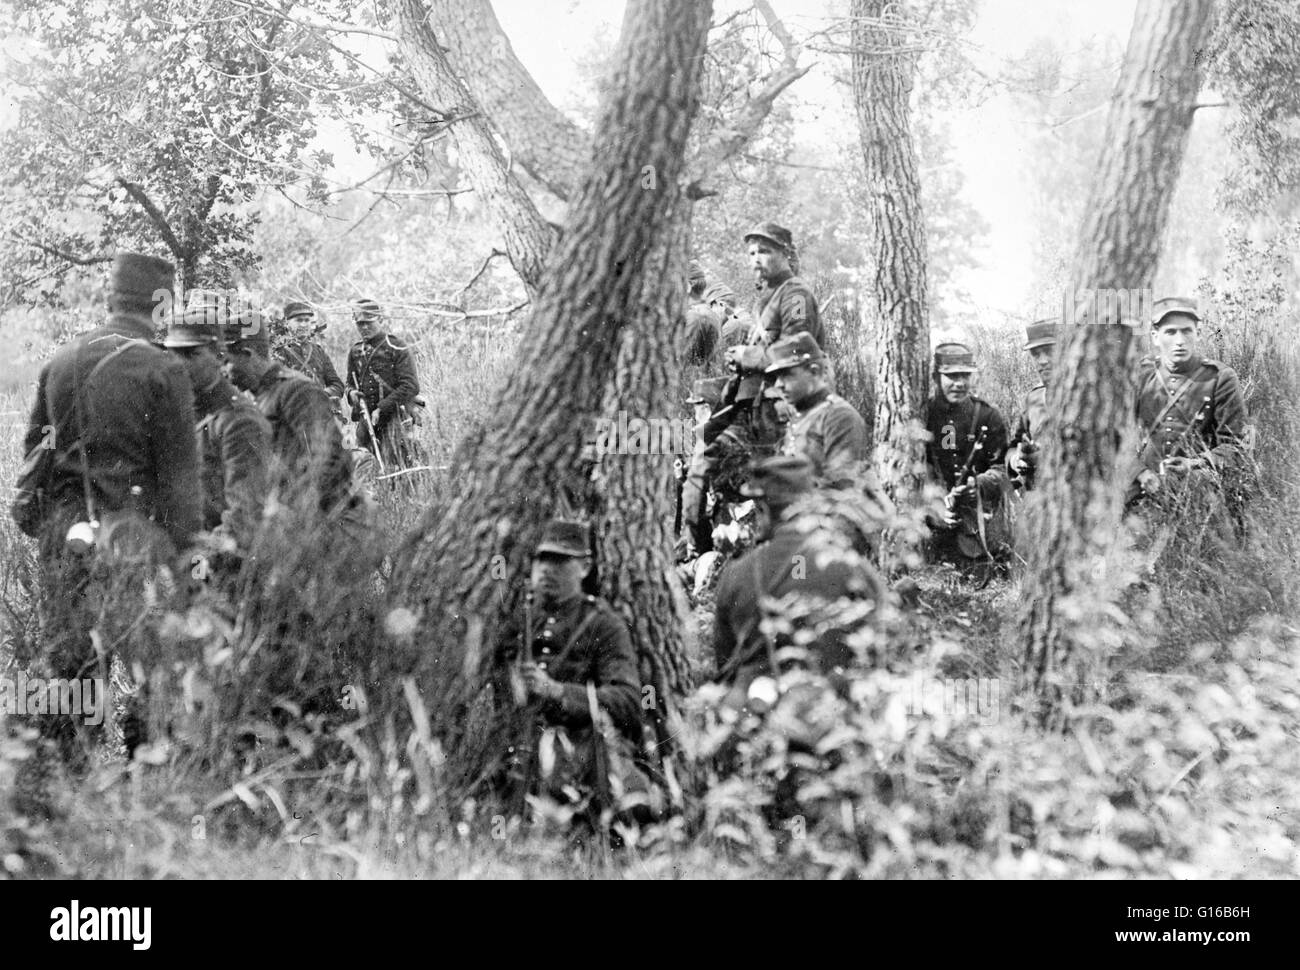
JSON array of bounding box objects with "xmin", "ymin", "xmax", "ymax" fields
[
  {"xmin": 1024, "ymin": 318, "xmax": 1060, "ymax": 351},
  {"xmin": 743, "ymin": 222, "xmax": 794, "ymax": 253},
  {"xmin": 535, "ymin": 520, "xmax": 589, "ymax": 559},
  {"xmin": 765, "ymin": 332, "xmax": 826, "ymax": 374},
  {"xmin": 934, "ymin": 342, "xmax": 976, "ymax": 374},
  {"xmin": 702, "ymin": 281, "xmax": 737, "ymax": 308},
  {"xmin": 1151, "ymin": 296, "xmax": 1200, "ymax": 327},
  {"xmin": 283, "ymin": 301, "xmax": 314, "ymax": 320},
  {"xmin": 352, "ymin": 298, "xmax": 382, "ymax": 322},
  {"xmin": 162, "ymin": 303, "xmax": 224, "ymax": 348}
]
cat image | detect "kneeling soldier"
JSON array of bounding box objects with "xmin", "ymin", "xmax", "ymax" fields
[{"xmin": 498, "ymin": 521, "xmax": 644, "ymax": 819}]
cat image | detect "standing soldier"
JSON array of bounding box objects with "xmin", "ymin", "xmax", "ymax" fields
[
  {"xmin": 766, "ymin": 332, "xmax": 868, "ymax": 490},
  {"xmin": 1006, "ymin": 318, "xmax": 1059, "ymax": 491},
  {"xmin": 497, "ymin": 520, "xmax": 644, "ymax": 820},
  {"xmin": 920, "ymin": 342, "xmax": 1010, "ymax": 568},
  {"xmin": 14, "ymin": 251, "xmax": 202, "ymax": 765},
  {"xmin": 273, "ymin": 301, "xmax": 346, "ymax": 407},
  {"xmin": 345, "ymin": 297, "xmax": 421, "ymax": 472},
  {"xmin": 162, "ymin": 303, "xmax": 271, "ymax": 553},
  {"xmin": 1126, "ymin": 297, "xmax": 1248, "ymax": 516}
]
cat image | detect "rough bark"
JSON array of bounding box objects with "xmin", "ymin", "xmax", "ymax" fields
[
  {"xmin": 424, "ymin": 0, "xmax": 588, "ymax": 201},
  {"xmin": 393, "ymin": 0, "xmax": 712, "ymax": 752},
  {"xmin": 851, "ymin": 0, "xmax": 931, "ymax": 505},
  {"xmin": 1019, "ymin": 0, "xmax": 1217, "ymax": 724},
  {"xmin": 597, "ymin": 202, "xmax": 695, "ymax": 720},
  {"xmin": 392, "ymin": 0, "xmax": 555, "ymax": 291}
]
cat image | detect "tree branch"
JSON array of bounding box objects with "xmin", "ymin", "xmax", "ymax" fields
[{"xmin": 115, "ymin": 178, "xmax": 184, "ymax": 257}]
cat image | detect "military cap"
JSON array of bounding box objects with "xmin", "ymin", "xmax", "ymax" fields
[
  {"xmin": 109, "ymin": 251, "xmax": 174, "ymax": 302},
  {"xmin": 743, "ymin": 222, "xmax": 794, "ymax": 253},
  {"xmin": 1151, "ymin": 296, "xmax": 1200, "ymax": 327},
  {"xmin": 352, "ymin": 297, "xmax": 382, "ymax": 322},
  {"xmin": 688, "ymin": 261, "xmax": 706, "ymax": 285},
  {"xmin": 740, "ymin": 454, "xmax": 814, "ymax": 506},
  {"xmin": 162, "ymin": 304, "xmax": 223, "ymax": 348},
  {"xmin": 934, "ymin": 342, "xmax": 976, "ymax": 374},
  {"xmin": 702, "ymin": 281, "xmax": 737, "ymax": 308},
  {"xmin": 686, "ymin": 376, "xmax": 729, "ymax": 406},
  {"xmin": 535, "ymin": 520, "xmax": 589, "ymax": 559},
  {"xmin": 765, "ymin": 331, "xmax": 826, "ymax": 374},
  {"xmin": 1024, "ymin": 318, "xmax": 1060, "ymax": 351},
  {"xmin": 283, "ymin": 300, "xmax": 314, "ymax": 320},
  {"xmin": 224, "ymin": 308, "xmax": 269, "ymax": 353}
]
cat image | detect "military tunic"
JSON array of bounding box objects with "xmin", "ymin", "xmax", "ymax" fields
[
  {"xmin": 921, "ymin": 394, "xmax": 1010, "ymax": 563},
  {"xmin": 754, "ymin": 271, "xmax": 823, "ymax": 348},
  {"xmin": 277, "ymin": 339, "xmax": 345, "ymax": 402},
  {"xmin": 346, "ymin": 332, "xmax": 419, "ymax": 435},
  {"xmin": 780, "ymin": 388, "xmax": 868, "ymax": 489},
  {"xmin": 499, "ymin": 593, "xmax": 642, "ymax": 741},
  {"xmin": 196, "ymin": 393, "xmax": 272, "ymax": 548},
  {"xmin": 253, "ymin": 364, "xmax": 355, "ymax": 517},
  {"xmin": 1133, "ymin": 355, "xmax": 1246, "ymax": 474},
  {"xmin": 713, "ymin": 521, "xmax": 884, "ymax": 682}
]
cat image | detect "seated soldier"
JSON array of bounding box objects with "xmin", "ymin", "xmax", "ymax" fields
[
  {"xmin": 712, "ymin": 456, "xmax": 887, "ymax": 699},
  {"xmin": 920, "ymin": 342, "xmax": 1010, "ymax": 570},
  {"xmin": 497, "ymin": 521, "xmax": 644, "ymax": 817}
]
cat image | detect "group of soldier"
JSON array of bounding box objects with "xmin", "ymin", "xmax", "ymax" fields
[{"xmin": 12, "ymin": 226, "xmax": 1251, "ymax": 826}]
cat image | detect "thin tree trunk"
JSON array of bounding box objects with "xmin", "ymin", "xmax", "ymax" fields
[
  {"xmin": 392, "ymin": 0, "xmax": 555, "ymax": 292},
  {"xmin": 1020, "ymin": 0, "xmax": 1217, "ymax": 724},
  {"xmin": 851, "ymin": 0, "xmax": 930, "ymax": 506},
  {"xmin": 393, "ymin": 0, "xmax": 712, "ymax": 760}
]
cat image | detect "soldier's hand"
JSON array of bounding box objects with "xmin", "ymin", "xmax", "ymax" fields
[
  {"xmin": 1138, "ymin": 468, "xmax": 1161, "ymax": 496},
  {"xmin": 521, "ymin": 663, "xmax": 563, "ymax": 702},
  {"xmin": 369, "ymin": 409, "xmax": 382, "ymax": 427},
  {"xmin": 1011, "ymin": 451, "xmax": 1036, "ymax": 477}
]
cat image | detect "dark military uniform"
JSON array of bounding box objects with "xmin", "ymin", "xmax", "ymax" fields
[
  {"xmin": 754, "ymin": 270, "xmax": 823, "ymax": 349},
  {"xmin": 196, "ymin": 389, "xmax": 271, "ymax": 549},
  {"xmin": 20, "ymin": 302, "xmax": 202, "ymax": 765},
  {"xmin": 346, "ymin": 331, "xmax": 420, "ymax": 465},
  {"xmin": 1126, "ymin": 354, "xmax": 1247, "ymax": 508},
  {"xmin": 277, "ymin": 340, "xmax": 345, "ymax": 403},
  {"xmin": 922, "ymin": 394, "xmax": 1010, "ymax": 563},
  {"xmin": 780, "ymin": 388, "xmax": 868, "ymax": 489},
  {"xmin": 713, "ymin": 520, "xmax": 882, "ymax": 684},
  {"xmin": 499, "ymin": 593, "xmax": 642, "ymax": 742},
  {"xmin": 254, "ymin": 364, "xmax": 356, "ymax": 517}
]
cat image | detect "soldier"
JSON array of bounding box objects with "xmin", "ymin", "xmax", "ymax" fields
[
  {"xmin": 712, "ymin": 456, "xmax": 886, "ymax": 692},
  {"xmin": 1006, "ymin": 318, "xmax": 1059, "ymax": 491},
  {"xmin": 1126, "ymin": 296, "xmax": 1248, "ymax": 515},
  {"xmin": 345, "ymin": 297, "xmax": 421, "ymax": 472},
  {"xmin": 920, "ymin": 342, "xmax": 1010, "ymax": 568},
  {"xmin": 16, "ymin": 252, "xmax": 202, "ymax": 765},
  {"xmin": 273, "ymin": 301, "xmax": 346, "ymax": 406},
  {"xmin": 676, "ymin": 376, "xmax": 730, "ymax": 562},
  {"xmin": 162, "ymin": 304, "xmax": 271, "ymax": 553},
  {"xmin": 497, "ymin": 520, "xmax": 644, "ymax": 816},
  {"xmin": 221, "ymin": 310, "xmax": 361, "ymax": 533},
  {"xmin": 766, "ymin": 332, "xmax": 868, "ymax": 490},
  {"xmin": 684, "ymin": 261, "xmax": 721, "ymax": 368}
]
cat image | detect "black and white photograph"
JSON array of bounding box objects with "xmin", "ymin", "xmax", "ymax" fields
[{"xmin": 0, "ymin": 0, "xmax": 1293, "ymax": 917}]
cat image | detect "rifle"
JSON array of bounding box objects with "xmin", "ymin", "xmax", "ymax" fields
[
  {"xmin": 585, "ymin": 681, "xmax": 612, "ymax": 816},
  {"xmin": 946, "ymin": 423, "xmax": 990, "ymax": 516},
  {"xmin": 509, "ymin": 592, "xmax": 538, "ymax": 818},
  {"xmin": 348, "ymin": 372, "xmax": 387, "ymax": 477}
]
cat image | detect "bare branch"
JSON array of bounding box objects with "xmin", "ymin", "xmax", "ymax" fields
[
  {"xmin": 116, "ymin": 178, "xmax": 184, "ymax": 257},
  {"xmin": 460, "ymin": 248, "xmax": 507, "ymax": 293}
]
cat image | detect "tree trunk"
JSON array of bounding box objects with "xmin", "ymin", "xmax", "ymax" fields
[
  {"xmin": 424, "ymin": 0, "xmax": 588, "ymax": 201},
  {"xmin": 596, "ymin": 202, "xmax": 695, "ymax": 721},
  {"xmin": 851, "ymin": 0, "xmax": 931, "ymax": 506},
  {"xmin": 393, "ymin": 0, "xmax": 712, "ymax": 763},
  {"xmin": 392, "ymin": 0, "xmax": 555, "ymax": 292},
  {"xmin": 1019, "ymin": 0, "xmax": 1217, "ymax": 724}
]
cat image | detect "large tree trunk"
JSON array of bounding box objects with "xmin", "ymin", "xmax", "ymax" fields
[
  {"xmin": 393, "ymin": 0, "xmax": 712, "ymax": 762},
  {"xmin": 851, "ymin": 0, "xmax": 931, "ymax": 506},
  {"xmin": 392, "ymin": 0, "xmax": 555, "ymax": 291},
  {"xmin": 1019, "ymin": 0, "xmax": 1217, "ymax": 724},
  {"xmin": 424, "ymin": 0, "xmax": 587, "ymax": 201}
]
